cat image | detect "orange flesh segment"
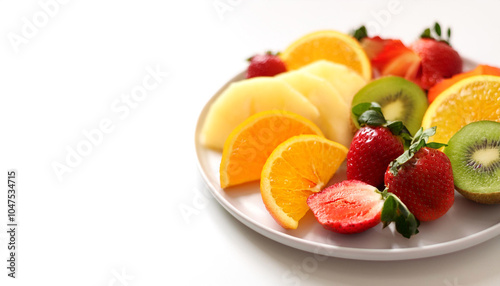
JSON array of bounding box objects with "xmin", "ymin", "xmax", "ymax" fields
[
  {"xmin": 261, "ymin": 135, "xmax": 348, "ymax": 229},
  {"xmin": 220, "ymin": 110, "xmax": 323, "ymax": 188}
]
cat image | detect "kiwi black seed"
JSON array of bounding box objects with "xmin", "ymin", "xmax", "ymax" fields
[
  {"xmin": 351, "ymin": 76, "xmax": 428, "ymax": 135},
  {"xmin": 444, "ymin": 121, "xmax": 500, "ymax": 204}
]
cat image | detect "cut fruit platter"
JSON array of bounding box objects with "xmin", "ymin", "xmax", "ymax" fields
[{"xmin": 195, "ymin": 23, "xmax": 500, "ymax": 260}]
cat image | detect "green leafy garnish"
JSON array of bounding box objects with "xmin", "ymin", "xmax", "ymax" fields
[
  {"xmin": 351, "ymin": 102, "xmax": 412, "ymax": 145},
  {"xmin": 420, "ymin": 28, "xmax": 431, "ymax": 39},
  {"xmin": 420, "ymin": 22, "xmax": 452, "ymax": 46},
  {"xmin": 380, "ymin": 189, "xmax": 420, "ymax": 239},
  {"xmin": 388, "ymin": 126, "xmax": 447, "ymax": 175},
  {"xmin": 434, "ymin": 22, "xmax": 441, "ymax": 36},
  {"xmin": 352, "ymin": 25, "xmax": 368, "ymax": 41}
]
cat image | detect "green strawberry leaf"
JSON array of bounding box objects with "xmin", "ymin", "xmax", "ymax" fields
[
  {"xmin": 352, "ymin": 102, "xmax": 386, "ymax": 127},
  {"xmin": 358, "ymin": 110, "xmax": 386, "ymax": 126},
  {"xmin": 420, "ymin": 22, "xmax": 452, "ymax": 46},
  {"xmin": 389, "ymin": 151, "xmax": 408, "ymax": 175},
  {"xmin": 352, "ymin": 25, "xmax": 368, "ymax": 41},
  {"xmin": 389, "ymin": 127, "xmax": 432, "ymax": 175},
  {"xmin": 247, "ymin": 51, "xmax": 281, "ymax": 62},
  {"xmin": 417, "ymin": 126, "xmax": 436, "ymax": 142},
  {"xmin": 420, "ymin": 28, "xmax": 432, "ymax": 39},
  {"xmin": 385, "ymin": 120, "xmax": 403, "ymax": 134},
  {"xmin": 388, "ymin": 126, "xmax": 447, "ymax": 175},
  {"xmin": 426, "ymin": 142, "xmax": 448, "ymax": 149},
  {"xmin": 380, "ymin": 190, "xmax": 420, "ymax": 239},
  {"xmin": 352, "ymin": 102, "xmax": 382, "ymax": 117},
  {"xmin": 411, "ymin": 126, "xmax": 424, "ymax": 142},
  {"xmin": 385, "ymin": 121, "xmax": 413, "ymax": 148},
  {"xmin": 434, "ymin": 22, "xmax": 442, "ymax": 37},
  {"xmin": 265, "ymin": 51, "xmax": 281, "ymax": 56},
  {"xmin": 352, "ymin": 102, "xmax": 413, "ymax": 147}
]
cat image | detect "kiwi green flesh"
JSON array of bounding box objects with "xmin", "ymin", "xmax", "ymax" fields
[
  {"xmin": 351, "ymin": 76, "xmax": 428, "ymax": 135},
  {"xmin": 444, "ymin": 121, "xmax": 500, "ymax": 204}
]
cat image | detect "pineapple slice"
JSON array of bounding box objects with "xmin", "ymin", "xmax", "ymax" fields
[
  {"xmin": 277, "ymin": 70, "xmax": 352, "ymax": 147},
  {"xmin": 200, "ymin": 77, "xmax": 320, "ymax": 150},
  {"xmin": 299, "ymin": 60, "xmax": 367, "ymax": 105}
]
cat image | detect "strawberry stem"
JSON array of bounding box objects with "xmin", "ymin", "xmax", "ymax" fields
[
  {"xmin": 380, "ymin": 189, "xmax": 420, "ymax": 238},
  {"xmin": 246, "ymin": 51, "xmax": 281, "ymax": 62},
  {"xmin": 352, "ymin": 102, "xmax": 386, "ymax": 126},
  {"xmin": 420, "ymin": 22, "xmax": 452, "ymax": 46},
  {"xmin": 388, "ymin": 127, "xmax": 447, "ymax": 175},
  {"xmin": 352, "ymin": 102, "xmax": 412, "ymax": 143}
]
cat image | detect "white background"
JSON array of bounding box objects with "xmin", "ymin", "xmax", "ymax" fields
[{"xmin": 1, "ymin": 0, "xmax": 500, "ymax": 285}]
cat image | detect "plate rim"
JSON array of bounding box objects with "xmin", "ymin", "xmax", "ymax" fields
[{"xmin": 194, "ymin": 59, "xmax": 500, "ymax": 261}]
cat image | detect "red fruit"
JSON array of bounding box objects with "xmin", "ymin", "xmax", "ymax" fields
[
  {"xmin": 347, "ymin": 102, "xmax": 410, "ymax": 188},
  {"xmin": 246, "ymin": 52, "xmax": 287, "ymax": 79},
  {"xmin": 370, "ymin": 39, "xmax": 421, "ymax": 80},
  {"xmin": 347, "ymin": 126, "xmax": 404, "ymax": 188},
  {"xmin": 307, "ymin": 180, "xmax": 419, "ymax": 238},
  {"xmin": 385, "ymin": 141, "xmax": 455, "ymax": 222},
  {"xmin": 358, "ymin": 24, "xmax": 463, "ymax": 90},
  {"xmin": 307, "ymin": 180, "xmax": 384, "ymax": 234},
  {"xmin": 410, "ymin": 38, "xmax": 462, "ymax": 90},
  {"xmin": 360, "ymin": 36, "xmax": 390, "ymax": 59}
]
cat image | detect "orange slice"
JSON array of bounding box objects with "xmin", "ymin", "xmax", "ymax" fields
[
  {"xmin": 280, "ymin": 30, "xmax": 372, "ymax": 80},
  {"xmin": 422, "ymin": 75, "xmax": 500, "ymax": 144},
  {"xmin": 260, "ymin": 135, "xmax": 348, "ymax": 229},
  {"xmin": 220, "ymin": 110, "xmax": 323, "ymax": 188}
]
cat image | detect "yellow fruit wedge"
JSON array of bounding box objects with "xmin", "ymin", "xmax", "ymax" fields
[
  {"xmin": 422, "ymin": 75, "xmax": 500, "ymax": 144},
  {"xmin": 280, "ymin": 30, "xmax": 372, "ymax": 80},
  {"xmin": 299, "ymin": 60, "xmax": 367, "ymax": 106},
  {"xmin": 220, "ymin": 110, "xmax": 323, "ymax": 188},
  {"xmin": 277, "ymin": 70, "xmax": 352, "ymax": 147},
  {"xmin": 261, "ymin": 135, "xmax": 348, "ymax": 229},
  {"xmin": 200, "ymin": 77, "xmax": 320, "ymax": 150}
]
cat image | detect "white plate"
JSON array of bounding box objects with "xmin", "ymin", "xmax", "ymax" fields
[{"xmin": 195, "ymin": 60, "xmax": 500, "ymax": 261}]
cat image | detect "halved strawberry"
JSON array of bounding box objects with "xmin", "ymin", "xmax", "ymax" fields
[
  {"xmin": 307, "ymin": 180, "xmax": 419, "ymax": 238},
  {"xmin": 353, "ymin": 24, "xmax": 422, "ymax": 81},
  {"xmin": 353, "ymin": 26, "xmax": 390, "ymax": 61},
  {"xmin": 371, "ymin": 39, "xmax": 421, "ymax": 80},
  {"xmin": 359, "ymin": 36, "xmax": 388, "ymax": 60}
]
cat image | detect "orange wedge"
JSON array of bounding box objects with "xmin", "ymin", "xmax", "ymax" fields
[
  {"xmin": 260, "ymin": 135, "xmax": 348, "ymax": 229},
  {"xmin": 220, "ymin": 110, "xmax": 323, "ymax": 188},
  {"xmin": 280, "ymin": 30, "xmax": 372, "ymax": 80},
  {"xmin": 422, "ymin": 75, "xmax": 500, "ymax": 144}
]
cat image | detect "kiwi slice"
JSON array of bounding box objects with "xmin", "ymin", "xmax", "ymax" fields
[
  {"xmin": 444, "ymin": 121, "xmax": 500, "ymax": 204},
  {"xmin": 351, "ymin": 76, "xmax": 428, "ymax": 135}
]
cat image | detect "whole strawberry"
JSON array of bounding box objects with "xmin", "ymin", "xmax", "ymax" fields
[
  {"xmin": 384, "ymin": 127, "xmax": 455, "ymax": 221},
  {"xmin": 246, "ymin": 52, "xmax": 287, "ymax": 79},
  {"xmin": 347, "ymin": 103, "xmax": 411, "ymax": 188}
]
